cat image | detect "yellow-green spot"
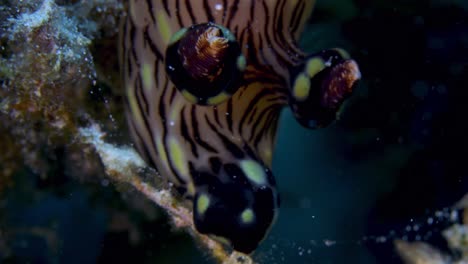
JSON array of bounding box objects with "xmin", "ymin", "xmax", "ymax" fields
[
  {"xmin": 169, "ymin": 27, "xmax": 188, "ymax": 46},
  {"xmin": 240, "ymin": 160, "xmax": 266, "ymax": 185},
  {"xmin": 207, "ymin": 92, "xmax": 230, "ymax": 105},
  {"xmin": 156, "ymin": 10, "xmax": 172, "ymax": 44},
  {"xmin": 333, "ymin": 48, "xmax": 350, "ymax": 59},
  {"xmin": 169, "ymin": 97, "xmax": 184, "ymax": 122},
  {"xmin": 187, "ymin": 183, "xmax": 195, "ymax": 196},
  {"xmin": 168, "ymin": 137, "xmax": 189, "ymax": 178},
  {"xmin": 197, "ymin": 194, "xmax": 210, "ymax": 216},
  {"xmin": 240, "ymin": 208, "xmax": 255, "ymax": 224},
  {"xmin": 126, "ymin": 87, "xmax": 145, "ymax": 127},
  {"xmin": 181, "ymin": 90, "xmax": 198, "ymax": 104},
  {"xmin": 306, "ymin": 57, "xmax": 326, "ymax": 78},
  {"xmin": 141, "ymin": 63, "xmax": 153, "ymax": 91},
  {"xmin": 237, "ymin": 55, "xmax": 247, "ymax": 72},
  {"xmin": 156, "ymin": 137, "xmax": 170, "ymax": 175},
  {"xmin": 292, "ymin": 73, "xmax": 311, "ymax": 101}
]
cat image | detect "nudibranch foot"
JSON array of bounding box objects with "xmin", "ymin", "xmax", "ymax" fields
[
  {"xmin": 289, "ymin": 48, "xmax": 361, "ymax": 128},
  {"xmin": 165, "ymin": 22, "xmax": 246, "ymax": 106}
]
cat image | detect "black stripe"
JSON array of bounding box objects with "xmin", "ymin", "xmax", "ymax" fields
[
  {"xmin": 143, "ymin": 26, "xmax": 163, "ymax": 61},
  {"xmin": 126, "ymin": 51, "xmax": 133, "ymax": 78},
  {"xmin": 129, "ymin": 116, "xmax": 158, "ymax": 170},
  {"xmin": 205, "ymin": 115, "xmax": 244, "ymax": 159},
  {"xmin": 238, "ymin": 88, "xmax": 276, "ymax": 134},
  {"xmin": 180, "ymin": 106, "xmax": 199, "ymax": 157},
  {"xmin": 226, "ymin": 0, "xmax": 240, "ymax": 28},
  {"xmin": 247, "ymin": 106, "xmax": 258, "ymax": 124},
  {"xmin": 185, "ymin": 0, "xmax": 197, "ymax": 24},
  {"xmin": 145, "ymin": 0, "xmax": 156, "ymax": 23},
  {"xmin": 153, "ymin": 59, "xmax": 159, "ymax": 88},
  {"xmin": 169, "ymin": 86, "xmax": 177, "ymax": 104},
  {"xmin": 127, "ymin": 81, "xmax": 159, "ymax": 160},
  {"xmin": 269, "ymin": 115, "xmax": 279, "ymax": 138},
  {"xmin": 267, "ymin": 95, "xmax": 288, "ymax": 106},
  {"xmin": 249, "ymin": 0, "xmax": 255, "ymax": 20},
  {"xmin": 222, "ymin": 0, "xmax": 227, "ymax": 24},
  {"xmin": 160, "ymin": 78, "xmax": 187, "ymax": 185},
  {"xmin": 226, "ymin": 98, "xmax": 233, "ymax": 131},
  {"xmin": 249, "ymin": 105, "xmax": 276, "ymax": 142},
  {"xmin": 158, "ymin": 78, "xmax": 168, "ymax": 124},
  {"xmin": 290, "ymin": 0, "xmax": 304, "ymax": 35},
  {"xmin": 246, "ymin": 27, "xmax": 261, "ymax": 67},
  {"xmin": 191, "ymin": 106, "xmax": 218, "ymax": 153},
  {"xmin": 266, "ymin": 0, "xmax": 297, "ymax": 66},
  {"xmin": 273, "ymin": 0, "xmax": 287, "ymax": 51},
  {"xmin": 162, "ymin": 0, "xmax": 170, "ymax": 15},
  {"xmin": 237, "ymin": 25, "xmax": 248, "ymax": 52},
  {"xmin": 253, "ymin": 108, "xmax": 277, "ymax": 147},
  {"xmin": 121, "ymin": 17, "xmax": 129, "ymax": 76},
  {"xmin": 130, "ymin": 22, "xmax": 140, "ymax": 67},
  {"xmin": 213, "ymin": 106, "xmax": 222, "ymax": 126},
  {"xmin": 257, "ymin": 33, "xmax": 268, "ymax": 65},
  {"xmin": 175, "ymin": 0, "xmax": 184, "ymax": 27},
  {"xmin": 203, "ymin": 0, "xmax": 215, "ymax": 22},
  {"xmin": 135, "ymin": 75, "xmax": 149, "ymax": 114}
]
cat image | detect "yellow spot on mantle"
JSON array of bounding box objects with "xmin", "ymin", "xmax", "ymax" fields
[
  {"xmin": 207, "ymin": 92, "xmax": 230, "ymax": 105},
  {"xmin": 168, "ymin": 137, "xmax": 189, "ymax": 179},
  {"xmin": 240, "ymin": 160, "xmax": 266, "ymax": 185},
  {"xmin": 126, "ymin": 86, "xmax": 144, "ymax": 127},
  {"xmin": 156, "ymin": 136, "xmax": 169, "ymax": 171},
  {"xmin": 292, "ymin": 73, "xmax": 311, "ymax": 101},
  {"xmin": 141, "ymin": 63, "xmax": 153, "ymax": 91},
  {"xmin": 306, "ymin": 57, "xmax": 326, "ymax": 78},
  {"xmin": 181, "ymin": 90, "xmax": 198, "ymax": 104},
  {"xmin": 240, "ymin": 208, "xmax": 255, "ymax": 224},
  {"xmin": 197, "ymin": 194, "xmax": 210, "ymax": 215},
  {"xmin": 156, "ymin": 10, "xmax": 172, "ymax": 44}
]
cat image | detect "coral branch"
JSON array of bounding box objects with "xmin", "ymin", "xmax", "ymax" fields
[{"xmin": 78, "ymin": 123, "xmax": 254, "ymax": 264}]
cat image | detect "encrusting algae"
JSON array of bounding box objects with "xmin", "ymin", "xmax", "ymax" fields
[
  {"xmin": 0, "ymin": 1, "xmax": 254, "ymax": 262},
  {"xmin": 0, "ymin": 0, "xmax": 123, "ymax": 191}
]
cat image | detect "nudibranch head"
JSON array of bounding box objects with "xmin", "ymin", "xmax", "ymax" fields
[
  {"xmin": 289, "ymin": 49, "xmax": 361, "ymax": 128},
  {"xmin": 192, "ymin": 158, "xmax": 279, "ymax": 253},
  {"xmin": 165, "ymin": 23, "xmax": 245, "ymax": 105}
]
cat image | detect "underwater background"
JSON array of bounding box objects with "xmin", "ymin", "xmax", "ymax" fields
[{"xmin": 0, "ymin": 0, "xmax": 467, "ymax": 263}]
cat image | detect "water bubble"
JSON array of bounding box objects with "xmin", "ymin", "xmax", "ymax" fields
[
  {"xmin": 376, "ymin": 236, "xmax": 387, "ymax": 243},
  {"xmin": 101, "ymin": 179, "xmax": 109, "ymax": 187},
  {"xmin": 450, "ymin": 210, "xmax": 458, "ymax": 222},
  {"xmin": 323, "ymin": 239, "xmax": 336, "ymax": 247}
]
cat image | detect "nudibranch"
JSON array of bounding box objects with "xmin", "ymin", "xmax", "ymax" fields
[{"xmin": 120, "ymin": 0, "xmax": 360, "ymax": 254}]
